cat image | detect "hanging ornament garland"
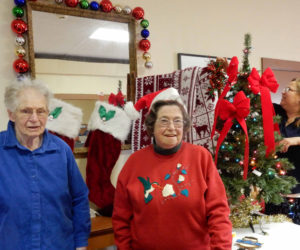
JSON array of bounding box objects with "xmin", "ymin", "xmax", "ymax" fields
[
  {"xmin": 11, "ymin": 0, "xmax": 29, "ymax": 74},
  {"xmin": 200, "ymin": 57, "xmax": 228, "ymax": 101},
  {"xmin": 11, "ymin": 0, "xmax": 153, "ymax": 74}
]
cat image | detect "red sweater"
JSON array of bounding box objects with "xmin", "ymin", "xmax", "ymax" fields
[{"xmin": 112, "ymin": 142, "xmax": 232, "ymax": 250}]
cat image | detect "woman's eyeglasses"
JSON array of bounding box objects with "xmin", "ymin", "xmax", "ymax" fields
[
  {"xmin": 283, "ymin": 87, "xmax": 299, "ymax": 93},
  {"xmin": 157, "ymin": 118, "xmax": 185, "ymax": 128},
  {"xmin": 18, "ymin": 108, "xmax": 49, "ymax": 118}
]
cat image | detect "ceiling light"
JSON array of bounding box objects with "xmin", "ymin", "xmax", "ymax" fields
[{"xmin": 89, "ymin": 28, "xmax": 129, "ymax": 43}]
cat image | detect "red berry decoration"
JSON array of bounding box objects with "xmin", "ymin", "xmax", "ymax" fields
[
  {"xmin": 139, "ymin": 39, "xmax": 151, "ymax": 52},
  {"xmin": 132, "ymin": 7, "xmax": 144, "ymax": 20},
  {"xmin": 65, "ymin": 0, "xmax": 79, "ymax": 7},
  {"xmin": 100, "ymin": 0, "xmax": 113, "ymax": 12},
  {"xmin": 13, "ymin": 58, "xmax": 29, "ymax": 73},
  {"xmin": 11, "ymin": 19, "xmax": 28, "ymax": 34}
]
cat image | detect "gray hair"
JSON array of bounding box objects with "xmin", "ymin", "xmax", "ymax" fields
[{"xmin": 4, "ymin": 77, "xmax": 53, "ymax": 112}]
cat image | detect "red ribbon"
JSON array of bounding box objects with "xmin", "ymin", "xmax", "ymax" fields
[
  {"xmin": 108, "ymin": 91, "xmax": 125, "ymax": 107},
  {"xmin": 211, "ymin": 56, "xmax": 239, "ymax": 139},
  {"xmin": 214, "ymin": 91, "xmax": 250, "ymax": 180},
  {"xmin": 248, "ymin": 67, "xmax": 279, "ymax": 156}
]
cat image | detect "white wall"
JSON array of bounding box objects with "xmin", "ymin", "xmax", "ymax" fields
[{"xmin": 2, "ymin": 0, "xmax": 300, "ymax": 128}]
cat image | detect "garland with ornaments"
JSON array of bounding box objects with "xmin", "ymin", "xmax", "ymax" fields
[
  {"xmin": 11, "ymin": 0, "xmax": 153, "ymax": 75},
  {"xmin": 201, "ymin": 57, "xmax": 229, "ymax": 102}
]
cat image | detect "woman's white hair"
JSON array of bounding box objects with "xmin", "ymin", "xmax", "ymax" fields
[{"xmin": 4, "ymin": 77, "xmax": 53, "ymax": 112}]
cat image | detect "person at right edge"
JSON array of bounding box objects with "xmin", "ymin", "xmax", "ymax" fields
[
  {"xmin": 112, "ymin": 88, "xmax": 232, "ymax": 250},
  {"xmin": 266, "ymin": 78, "xmax": 300, "ymax": 223}
]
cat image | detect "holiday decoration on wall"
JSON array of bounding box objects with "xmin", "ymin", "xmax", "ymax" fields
[
  {"xmin": 201, "ymin": 57, "xmax": 229, "ymax": 101},
  {"xmin": 211, "ymin": 34, "xmax": 297, "ymax": 227},
  {"xmin": 11, "ymin": 0, "xmax": 29, "ymax": 74},
  {"xmin": 11, "ymin": 0, "xmax": 153, "ymax": 74}
]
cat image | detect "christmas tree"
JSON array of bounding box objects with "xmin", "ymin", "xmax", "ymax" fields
[{"xmin": 212, "ymin": 34, "xmax": 297, "ymax": 210}]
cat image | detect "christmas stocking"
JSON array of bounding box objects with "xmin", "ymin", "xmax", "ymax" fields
[
  {"xmin": 46, "ymin": 98, "xmax": 82, "ymax": 151},
  {"xmin": 86, "ymin": 100, "xmax": 132, "ymax": 216}
]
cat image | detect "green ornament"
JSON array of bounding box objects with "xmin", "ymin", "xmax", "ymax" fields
[
  {"xmin": 49, "ymin": 107, "xmax": 62, "ymax": 119},
  {"xmin": 98, "ymin": 105, "xmax": 115, "ymax": 122},
  {"xmin": 267, "ymin": 169, "xmax": 275, "ymax": 179},
  {"xmin": 12, "ymin": 6, "xmax": 24, "ymax": 18},
  {"xmin": 80, "ymin": 0, "xmax": 89, "ymax": 9},
  {"xmin": 140, "ymin": 19, "xmax": 149, "ymax": 28}
]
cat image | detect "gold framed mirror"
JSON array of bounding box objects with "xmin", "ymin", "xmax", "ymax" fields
[{"xmin": 26, "ymin": 0, "xmax": 137, "ymax": 102}]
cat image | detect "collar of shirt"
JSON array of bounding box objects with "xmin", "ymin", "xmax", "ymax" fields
[{"xmin": 3, "ymin": 121, "xmax": 59, "ymax": 153}]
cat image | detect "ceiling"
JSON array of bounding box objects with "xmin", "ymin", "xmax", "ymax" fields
[{"xmin": 32, "ymin": 10, "xmax": 129, "ymax": 62}]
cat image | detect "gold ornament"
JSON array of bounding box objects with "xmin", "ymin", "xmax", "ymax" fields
[
  {"xmin": 114, "ymin": 5, "xmax": 122, "ymax": 13},
  {"xmin": 16, "ymin": 46, "xmax": 26, "ymax": 57},
  {"xmin": 143, "ymin": 52, "xmax": 151, "ymax": 61}
]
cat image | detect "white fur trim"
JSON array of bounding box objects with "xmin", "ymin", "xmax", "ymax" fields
[
  {"xmin": 151, "ymin": 87, "xmax": 184, "ymax": 108},
  {"xmin": 124, "ymin": 101, "xmax": 140, "ymax": 120},
  {"xmin": 88, "ymin": 101, "xmax": 132, "ymax": 142},
  {"xmin": 46, "ymin": 98, "xmax": 83, "ymax": 138}
]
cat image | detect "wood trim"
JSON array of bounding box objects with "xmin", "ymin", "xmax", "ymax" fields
[
  {"xmin": 54, "ymin": 93, "xmax": 103, "ymax": 100},
  {"xmin": 25, "ymin": 1, "xmax": 36, "ymax": 78},
  {"xmin": 88, "ymin": 216, "xmax": 114, "ymax": 249},
  {"xmin": 26, "ymin": 0, "xmax": 134, "ymax": 23},
  {"xmin": 74, "ymin": 144, "xmax": 131, "ymax": 159}
]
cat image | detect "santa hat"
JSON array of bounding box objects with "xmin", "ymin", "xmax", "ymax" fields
[{"xmin": 124, "ymin": 87, "xmax": 183, "ymax": 120}]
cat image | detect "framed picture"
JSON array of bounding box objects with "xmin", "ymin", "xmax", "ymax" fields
[{"xmin": 177, "ymin": 53, "xmax": 230, "ymax": 70}]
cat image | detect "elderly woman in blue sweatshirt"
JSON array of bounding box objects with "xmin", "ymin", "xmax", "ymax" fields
[{"xmin": 0, "ymin": 78, "xmax": 90, "ymax": 250}]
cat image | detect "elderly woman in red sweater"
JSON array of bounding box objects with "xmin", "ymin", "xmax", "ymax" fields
[{"xmin": 112, "ymin": 95, "xmax": 232, "ymax": 250}]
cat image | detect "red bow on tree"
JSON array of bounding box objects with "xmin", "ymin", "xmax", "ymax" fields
[
  {"xmin": 215, "ymin": 91, "xmax": 250, "ymax": 180},
  {"xmin": 248, "ymin": 67, "xmax": 279, "ymax": 156},
  {"xmin": 108, "ymin": 91, "xmax": 125, "ymax": 107},
  {"xmin": 211, "ymin": 56, "xmax": 239, "ymax": 139},
  {"xmin": 227, "ymin": 56, "xmax": 239, "ymax": 84}
]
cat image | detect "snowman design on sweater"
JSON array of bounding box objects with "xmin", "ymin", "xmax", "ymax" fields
[{"xmin": 138, "ymin": 163, "xmax": 190, "ymax": 204}]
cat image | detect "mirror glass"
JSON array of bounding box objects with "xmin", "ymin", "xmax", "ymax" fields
[{"xmin": 32, "ymin": 10, "xmax": 129, "ymax": 96}]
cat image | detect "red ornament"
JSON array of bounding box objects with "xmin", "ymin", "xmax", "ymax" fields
[
  {"xmin": 11, "ymin": 19, "xmax": 28, "ymax": 34},
  {"xmin": 65, "ymin": 0, "xmax": 79, "ymax": 7},
  {"xmin": 13, "ymin": 58, "xmax": 29, "ymax": 73},
  {"xmin": 139, "ymin": 39, "xmax": 151, "ymax": 52},
  {"xmin": 100, "ymin": 0, "xmax": 113, "ymax": 12},
  {"xmin": 132, "ymin": 7, "xmax": 144, "ymax": 20}
]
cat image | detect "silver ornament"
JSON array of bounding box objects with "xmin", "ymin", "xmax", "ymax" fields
[
  {"xmin": 114, "ymin": 5, "xmax": 122, "ymax": 14},
  {"xmin": 123, "ymin": 6, "xmax": 132, "ymax": 15},
  {"xmin": 15, "ymin": 36, "xmax": 25, "ymax": 46},
  {"xmin": 145, "ymin": 61, "xmax": 153, "ymax": 69},
  {"xmin": 55, "ymin": 0, "xmax": 63, "ymax": 4}
]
